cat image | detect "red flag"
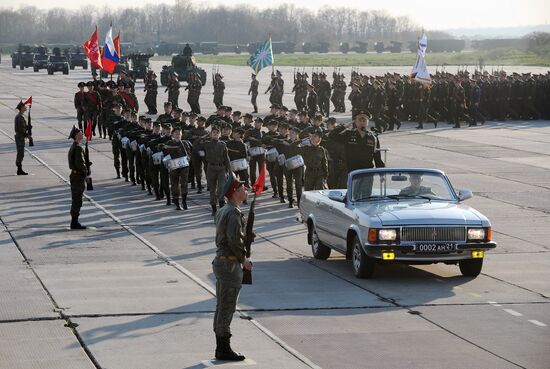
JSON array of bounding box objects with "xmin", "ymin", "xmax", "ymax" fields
[
  {"xmin": 83, "ymin": 26, "xmax": 103, "ymax": 69},
  {"xmin": 113, "ymin": 31, "xmax": 121, "ymax": 56},
  {"xmin": 23, "ymin": 96, "xmax": 32, "ymax": 105},
  {"xmin": 85, "ymin": 118, "xmax": 92, "ymax": 141},
  {"xmin": 251, "ymin": 162, "xmax": 266, "ymax": 195}
]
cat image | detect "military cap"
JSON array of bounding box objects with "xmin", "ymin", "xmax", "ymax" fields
[
  {"xmin": 326, "ymin": 117, "xmax": 337, "ymax": 124},
  {"xmin": 197, "ymin": 116, "xmax": 206, "ymax": 122},
  {"xmin": 290, "ymin": 126, "xmax": 301, "ymax": 133},
  {"xmin": 16, "ymin": 100, "xmax": 26, "ymax": 110},
  {"xmin": 107, "ymin": 81, "xmax": 117, "ymax": 88},
  {"xmin": 298, "ymin": 111, "xmax": 308, "ymax": 116},
  {"xmin": 355, "ymin": 110, "xmax": 372, "ymax": 120},
  {"xmin": 68, "ymin": 125, "xmax": 82, "ymax": 140},
  {"xmin": 86, "ymin": 81, "xmax": 94, "ymax": 87},
  {"xmin": 112, "ymin": 103, "xmax": 122, "ymax": 108},
  {"xmin": 267, "ymin": 119, "xmax": 278, "ymax": 126},
  {"xmin": 221, "ymin": 123, "xmax": 232, "ymax": 131},
  {"xmin": 289, "ymin": 109, "xmax": 298, "ymax": 114},
  {"xmin": 224, "ymin": 106, "xmax": 233, "ymax": 112},
  {"xmin": 270, "ymin": 104, "xmax": 281, "ymax": 109},
  {"xmin": 174, "ymin": 107, "xmax": 183, "ymax": 113},
  {"xmin": 311, "ymin": 128, "xmax": 324, "ymax": 137},
  {"xmin": 153, "ymin": 121, "xmax": 161, "ymax": 127},
  {"xmin": 210, "ymin": 125, "xmax": 221, "ymax": 132},
  {"xmin": 77, "ymin": 81, "xmax": 86, "ymax": 87},
  {"xmin": 171, "ymin": 71, "xmax": 179, "ymax": 78},
  {"xmin": 243, "ymin": 113, "xmax": 253, "ymax": 119},
  {"xmin": 189, "ymin": 112, "xmax": 197, "ymax": 118},
  {"xmin": 163, "ymin": 101, "xmax": 172, "ymax": 107},
  {"xmin": 234, "ymin": 127, "xmax": 245, "ymax": 134},
  {"xmin": 144, "ymin": 117, "xmax": 152, "ymax": 123},
  {"xmin": 313, "ymin": 114, "xmax": 323, "ymax": 121},
  {"xmin": 281, "ymin": 106, "xmax": 289, "ymax": 111},
  {"xmin": 279, "ymin": 122, "xmax": 289, "ymax": 129},
  {"xmin": 254, "ymin": 117, "xmax": 264, "ymax": 123},
  {"xmin": 162, "ymin": 123, "xmax": 172, "ymax": 129},
  {"xmin": 99, "ymin": 80, "xmax": 107, "ymax": 87},
  {"xmin": 220, "ymin": 172, "xmax": 246, "ymax": 201},
  {"xmin": 172, "ymin": 126, "xmax": 182, "ymax": 132},
  {"xmin": 232, "ymin": 110, "xmax": 242, "ymax": 116}
]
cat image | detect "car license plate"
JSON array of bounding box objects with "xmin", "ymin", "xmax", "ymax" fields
[{"xmin": 415, "ymin": 243, "xmax": 457, "ymax": 253}]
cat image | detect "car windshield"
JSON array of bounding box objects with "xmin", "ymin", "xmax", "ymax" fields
[
  {"xmin": 351, "ymin": 171, "xmax": 456, "ymax": 202},
  {"xmin": 35, "ymin": 54, "xmax": 48, "ymax": 60},
  {"xmin": 50, "ymin": 56, "xmax": 66, "ymax": 62}
]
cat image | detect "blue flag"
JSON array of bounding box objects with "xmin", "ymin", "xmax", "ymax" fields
[{"xmin": 247, "ymin": 37, "xmax": 274, "ymax": 74}]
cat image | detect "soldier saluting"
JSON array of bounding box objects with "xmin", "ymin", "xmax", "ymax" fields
[
  {"xmin": 14, "ymin": 100, "xmax": 29, "ymax": 175},
  {"xmin": 212, "ymin": 173, "xmax": 252, "ymax": 361}
]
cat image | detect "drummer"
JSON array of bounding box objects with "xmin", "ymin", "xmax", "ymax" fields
[
  {"xmin": 244, "ymin": 117, "xmax": 264, "ymax": 185},
  {"xmin": 226, "ymin": 127, "xmax": 249, "ymax": 187},
  {"xmin": 164, "ymin": 127, "xmax": 192, "ymax": 211},
  {"xmin": 261, "ymin": 119, "xmax": 282, "ymax": 199}
]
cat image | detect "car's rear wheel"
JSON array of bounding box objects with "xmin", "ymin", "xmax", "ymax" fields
[
  {"xmin": 352, "ymin": 235, "xmax": 375, "ymax": 278},
  {"xmin": 459, "ymin": 258, "xmax": 483, "ymax": 277},
  {"xmin": 311, "ymin": 224, "xmax": 331, "ymax": 260}
]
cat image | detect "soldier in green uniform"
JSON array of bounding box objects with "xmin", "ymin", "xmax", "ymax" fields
[
  {"xmin": 14, "ymin": 101, "xmax": 29, "ymax": 175},
  {"xmin": 166, "ymin": 72, "xmax": 180, "ymax": 108},
  {"xmin": 212, "ymin": 173, "xmax": 252, "ymax": 361},
  {"xmin": 188, "ymin": 116, "xmax": 208, "ymax": 193},
  {"xmin": 213, "ymin": 73, "xmax": 225, "ymax": 109},
  {"xmin": 144, "ymin": 71, "xmax": 158, "ymax": 115},
  {"xmin": 318, "ymin": 72, "xmax": 331, "ymax": 117},
  {"xmin": 306, "ymin": 84, "xmax": 318, "ymax": 119},
  {"xmin": 67, "ymin": 126, "xmax": 87, "ymax": 230},
  {"xmin": 301, "ymin": 128, "xmax": 328, "ymax": 191},
  {"xmin": 164, "ymin": 127, "xmax": 191, "ymax": 210},
  {"xmin": 323, "ymin": 118, "xmax": 347, "ymax": 189},
  {"xmin": 202, "ymin": 125, "xmax": 231, "ymax": 215},
  {"xmin": 248, "ymin": 74, "xmax": 259, "ymax": 113}
]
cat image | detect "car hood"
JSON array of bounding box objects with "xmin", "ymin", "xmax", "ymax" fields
[{"xmin": 356, "ymin": 200, "xmax": 483, "ymax": 226}]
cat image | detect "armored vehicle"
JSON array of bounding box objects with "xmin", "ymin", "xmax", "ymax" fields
[
  {"xmin": 128, "ymin": 53, "xmax": 153, "ymax": 80},
  {"xmin": 160, "ymin": 50, "xmax": 207, "ymax": 86}
]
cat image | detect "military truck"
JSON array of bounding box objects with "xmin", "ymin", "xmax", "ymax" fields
[
  {"xmin": 302, "ymin": 41, "xmax": 330, "ymax": 54},
  {"xmin": 11, "ymin": 44, "xmax": 34, "ymax": 70},
  {"xmin": 68, "ymin": 47, "xmax": 88, "ymax": 70},
  {"xmin": 387, "ymin": 41, "xmax": 402, "ymax": 53},
  {"xmin": 339, "ymin": 42, "xmax": 350, "ymax": 53},
  {"xmin": 127, "ymin": 53, "xmax": 153, "ymax": 80},
  {"xmin": 374, "ymin": 41, "xmax": 385, "ymax": 53},
  {"xmin": 33, "ymin": 46, "xmax": 49, "ymax": 72},
  {"xmin": 196, "ymin": 42, "xmax": 219, "ymax": 55},
  {"xmin": 47, "ymin": 49, "xmax": 69, "ymax": 75},
  {"xmin": 160, "ymin": 50, "xmax": 207, "ymax": 87}
]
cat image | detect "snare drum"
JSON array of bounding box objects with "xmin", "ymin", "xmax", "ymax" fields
[
  {"xmin": 168, "ymin": 156, "xmax": 189, "ymax": 171},
  {"xmin": 139, "ymin": 144, "xmax": 145, "ymax": 152},
  {"xmin": 162, "ymin": 154, "xmax": 172, "ymax": 168},
  {"xmin": 285, "ymin": 155, "xmax": 305, "ymax": 170},
  {"xmin": 130, "ymin": 140, "xmax": 138, "ymax": 152},
  {"xmin": 152, "ymin": 152, "xmax": 164, "ymax": 165},
  {"xmin": 120, "ymin": 137, "xmax": 130, "ymax": 149},
  {"xmin": 266, "ymin": 147, "xmax": 278, "ymax": 162},
  {"xmin": 277, "ymin": 154, "xmax": 286, "ymax": 166},
  {"xmin": 198, "ymin": 150, "xmax": 205, "ymax": 158},
  {"xmin": 249, "ymin": 146, "xmax": 266, "ymax": 157},
  {"xmin": 146, "ymin": 147, "xmax": 152, "ymax": 156},
  {"xmin": 299, "ymin": 138, "xmax": 311, "ymax": 147},
  {"xmin": 230, "ymin": 158, "xmax": 249, "ymax": 172}
]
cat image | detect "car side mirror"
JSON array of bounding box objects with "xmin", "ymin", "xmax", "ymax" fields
[
  {"xmin": 458, "ymin": 189, "xmax": 473, "ymax": 201},
  {"xmin": 328, "ymin": 191, "xmax": 346, "ymax": 203}
]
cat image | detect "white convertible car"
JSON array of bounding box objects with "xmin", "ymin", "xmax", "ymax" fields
[{"xmin": 299, "ymin": 168, "xmax": 496, "ymax": 278}]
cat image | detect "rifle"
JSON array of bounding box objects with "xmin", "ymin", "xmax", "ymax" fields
[
  {"xmin": 85, "ymin": 140, "xmax": 93, "ymax": 190},
  {"xmin": 27, "ymin": 104, "xmax": 34, "ymax": 147},
  {"xmin": 242, "ymin": 190, "xmax": 257, "ymax": 284}
]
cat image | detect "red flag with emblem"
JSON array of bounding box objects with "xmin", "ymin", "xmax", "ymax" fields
[
  {"xmin": 251, "ymin": 162, "xmax": 266, "ymax": 195},
  {"xmin": 83, "ymin": 26, "xmax": 103, "ymax": 69}
]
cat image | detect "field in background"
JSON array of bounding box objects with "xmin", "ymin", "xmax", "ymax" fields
[{"xmin": 152, "ymin": 48, "xmax": 550, "ymax": 67}]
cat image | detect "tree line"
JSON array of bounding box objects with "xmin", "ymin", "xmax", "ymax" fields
[{"xmin": 0, "ymin": 1, "xmax": 452, "ymax": 48}]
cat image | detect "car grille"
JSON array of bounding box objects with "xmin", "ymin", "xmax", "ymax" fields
[{"xmin": 401, "ymin": 227, "xmax": 466, "ymax": 242}]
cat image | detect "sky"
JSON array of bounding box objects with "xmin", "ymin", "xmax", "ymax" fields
[{"xmin": 0, "ymin": 0, "xmax": 549, "ymax": 30}]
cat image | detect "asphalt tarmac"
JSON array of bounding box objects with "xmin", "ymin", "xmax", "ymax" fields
[{"xmin": 0, "ymin": 59, "xmax": 549, "ymax": 369}]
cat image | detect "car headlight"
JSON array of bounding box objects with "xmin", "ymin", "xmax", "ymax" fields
[
  {"xmin": 378, "ymin": 229, "xmax": 397, "ymax": 241},
  {"xmin": 467, "ymin": 228, "xmax": 486, "ymax": 241}
]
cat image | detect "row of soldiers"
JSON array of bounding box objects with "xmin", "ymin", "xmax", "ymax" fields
[{"xmin": 99, "ymin": 100, "xmax": 384, "ymax": 215}]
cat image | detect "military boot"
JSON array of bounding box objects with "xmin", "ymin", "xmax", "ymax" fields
[
  {"xmin": 115, "ymin": 168, "xmax": 121, "ymax": 179},
  {"xmin": 215, "ymin": 335, "xmax": 245, "ymax": 361},
  {"xmin": 174, "ymin": 199, "xmax": 182, "ymax": 211},
  {"xmin": 70, "ymin": 216, "xmax": 87, "ymax": 230},
  {"xmin": 279, "ymin": 195, "xmax": 286, "ymax": 203},
  {"xmin": 182, "ymin": 194, "xmax": 188, "ymax": 210},
  {"xmin": 211, "ymin": 204, "xmax": 217, "ymax": 216},
  {"xmin": 166, "ymin": 195, "xmax": 171, "ymax": 206},
  {"xmin": 16, "ymin": 165, "xmax": 28, "ymax": 175},
  {"xmin": 219, "ymin": 200, "xmax": 226, "ymax": 208}
]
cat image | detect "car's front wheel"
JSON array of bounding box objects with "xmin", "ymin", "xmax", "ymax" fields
[
  {"xmin": 310, "ymin": 224, "xmax": 331, "ymax": 260},
  {"xmin": 352, "ymin": 235, "xmax": 375, "ymax": 278},
  {"xmin": 459, "ymin": 258, "xmax": 483, "ymax": 277}
]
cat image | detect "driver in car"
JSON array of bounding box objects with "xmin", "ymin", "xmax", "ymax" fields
[{"xmin": 399, "ymin": 173, "xmax": 435, "ymax": 196}]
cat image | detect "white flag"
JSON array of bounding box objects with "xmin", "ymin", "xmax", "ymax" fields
[{"xmin": 411, "ymin": 32, "xmax": 431, "ymax": 85}]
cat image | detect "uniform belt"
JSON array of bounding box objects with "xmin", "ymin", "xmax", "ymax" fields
[
  {"xmin": 218, "ymin": 255, "xmax": 238, "ymax": 261},
  {"xmin": 209, "ymin": 162, "xmax": 225, "ymax": 166},
  {"xmin": 71, "ymin": 170, "xmax": 85, "ymax": 176}
]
